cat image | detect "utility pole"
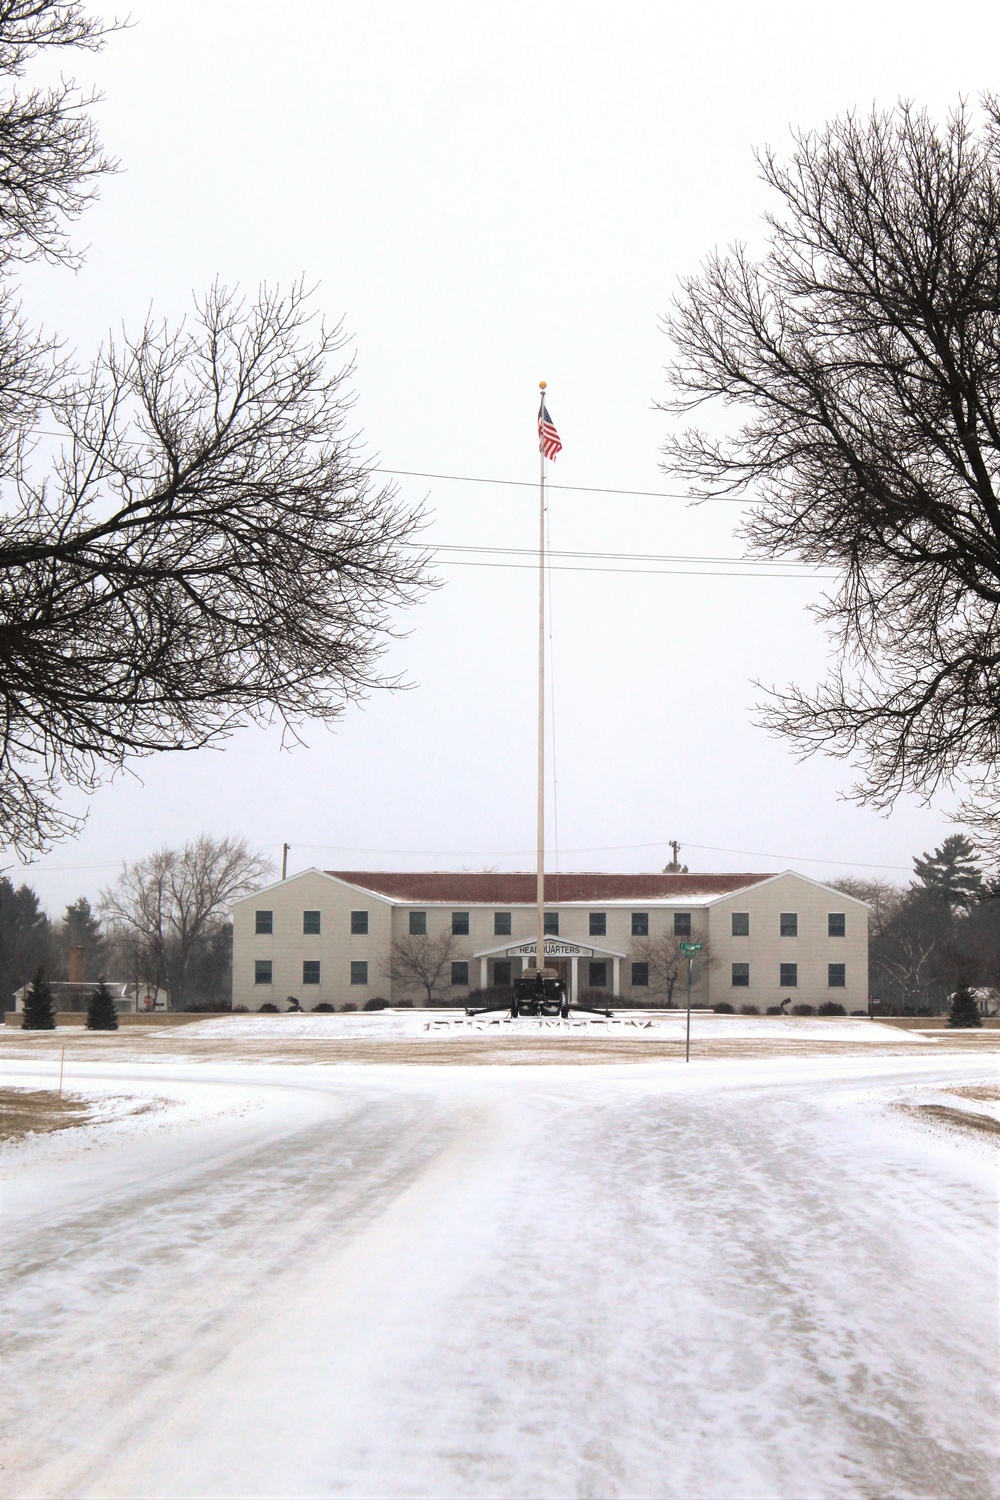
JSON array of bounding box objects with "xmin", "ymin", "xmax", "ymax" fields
[
  {"xmin": 669, "ymin": 839, "xmax": 681, "ymax": 871},
  {"xmin": 281, "ymin": 843, "xmax": 290, "ymax": 881}
]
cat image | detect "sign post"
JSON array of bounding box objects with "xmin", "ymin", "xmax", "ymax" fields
[{"xmin": 679, "ymin": 942, "xmax": 703, "ymax": 1063}]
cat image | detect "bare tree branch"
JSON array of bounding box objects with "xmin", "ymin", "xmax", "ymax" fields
[{"xmin": 661, "ymin": 100, "xmax": 1000, "ymax": 821}]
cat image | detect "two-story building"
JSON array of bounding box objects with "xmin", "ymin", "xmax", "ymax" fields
[{"xmin": 231, "ymin": 869, "xmax": 869, "ymax": 1011}]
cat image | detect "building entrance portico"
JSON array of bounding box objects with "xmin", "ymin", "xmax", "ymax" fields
[{"xmin": 474, "ymin": 937, "xmax": 626, "ymax": 1000}]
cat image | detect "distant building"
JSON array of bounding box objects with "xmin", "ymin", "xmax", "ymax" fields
[
  {"xmin": 231, "ymin": 869, "xmax": 869, "ymax": 1012},
  {"xmin": 12, "ymin": 981, "xmax": 136, "ymax": 1014}
]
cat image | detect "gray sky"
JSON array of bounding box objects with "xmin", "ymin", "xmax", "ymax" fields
[{"xmin": 10, "ymin": 0, "xmax": 998, "ymax": 914}]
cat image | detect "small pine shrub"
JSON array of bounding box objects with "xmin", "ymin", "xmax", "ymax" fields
[
  {"xmin": 817, "ymin": 1001, "xmax": 846, "ymax": 1016},
  {"xmin": 233, "ymin": 1005, "xmax": 248, "ymax": 1013},
  {"xmin": 713, "ymin": 1002, "xmax": 735, "ymax": 1014},
  {"xmin": 259, "ymin": 1002, "xmax": 279, "ymax": 1013},
  {"xmin": 312, "ymin": 1002, "xmax": 334, "ymax": 1012},
  {"xmin": 947, "ymin": 988, "xmax": 983, "ymax": 1028},
  {"xmin": 21, "ymin": 967, "xmax": 56, "ymax": 1029},
  {"xmin": 86, "ymin": 981, "xmax": 119, "ymax": 1030},
  {"xmin": 340, "ymin": 1002, "xmax": 358, "ymax": 1012},
  {"xmin": 790, "ymin": 1003, "xmax": 815, "ymax": 1016},
  {"xmin": 740, "ymin": 1004, "xmax": 760, "ymax": 1015},
  {"xmin": 363, "ymin": 998, "xmax": 390, "ymax": 1011},
  {"xmin": 850, "ymin": 1009, "xmax": 868, "ymax": 1016},
  {"xmin": 766, "ymin": 1005, "xmax": 782, "ymax": 1015},
  {"xmin": 395, "ymin": 998, "xmax": 414, "ymax": 1007}
]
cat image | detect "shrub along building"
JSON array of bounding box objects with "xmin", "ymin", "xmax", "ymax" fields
[{"xmin": 231, "ymin": 870, "xmax": 868, "ymax": 1012}]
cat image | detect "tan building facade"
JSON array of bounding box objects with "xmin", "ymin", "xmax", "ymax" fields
[{"xmin": 231, "ymin": 869, "xmax": 869, "ymax": 1012}]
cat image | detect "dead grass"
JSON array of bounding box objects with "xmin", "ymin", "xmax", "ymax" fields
[
  {"xmin": 907, "ymin": 1103, "xmax": 1000, "ymax": 1139},
  {"xmin": 0, "ymin": 1088, "xmax": 92, "ymax": 1142}
]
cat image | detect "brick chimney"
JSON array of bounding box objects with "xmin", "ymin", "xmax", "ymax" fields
[{"xmin": 68, "ymin": 944, "xmax": 86, "ymax": 983}]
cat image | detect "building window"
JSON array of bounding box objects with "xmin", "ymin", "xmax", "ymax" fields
[
  {"xmin": 674, "ymin": 912, "xmax": 692, "ymax": 937},
  {"xmin": 409, "ymin": 911, "xmax": 426, "ymax": 935},
  {"xmin": 732, "ymin": 962, "xmax": 750, "ymax": 987},
  {"xmin": 544, "ymin": 911, "xmax": 559, "ymax": 935},
  {"xmin": 254, "ymin": 959, "xmax": 272, "ymax": 984},
  {"xmin": 780, "ymin": 962, "xmax": 798, "ymax": 988},
  {"xmin": 350, "ymin": 960, "xmax": 368, "ymax": 985},
  {"xmin": 303, "ymin": 960, "xmax": 320, "ymax": 984},
  {"xmin": 255, "ymin": 910, "xmax": 273, "ymax": 935},
  {"xmin": 631, "ymin": 912, "xmax": 648, "ymax": 936},
  {"xmin": 588, "ymin": 960, "xmax": 608, "ymax": 988},
  {"xmin": 303, "ymin": 910, "xmax": 320, "ymax": 935},
  {"xmin": 493, "ymin": 960, "xmax": 512, "ymax": 986},
  {"xmin": 589, "ymin": 911, "xmax": 606, "ymax": 937},
  {"xmin": 631, "ymin": 961, "xmax": 649, "ymax": 987},
  {"xmin": 451, "ymin": 960, "xmax": 469, "ymax": 986},
  {"xmin": 731, "ymin": 911, "xmax": 750, "ymax": 937},
  {"xmin": 452, "ymin": 911, "xmax": 469, "ymax": 936},
  {"xmin": 351, "ymin": 910, "xmax": 368, "ymax": 935},
  {"xmin": 828, "ymin": 913, "xmax": 846, "ymax": 937},
  {"xmin": 828, "ymin": 963, "xmax": 846, "ymax": 987},
  {"xmin": 494, "ymin": 912, "xmax": 511, "ymax": 936},
  {"xmin": 780, "ymin": 912, "xmax": 798, "ymax": 938}
]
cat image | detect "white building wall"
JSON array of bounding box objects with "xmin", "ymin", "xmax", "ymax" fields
[{"xmin": 232, "ymin": 869, "xmax": 868, "ymax": 1011}]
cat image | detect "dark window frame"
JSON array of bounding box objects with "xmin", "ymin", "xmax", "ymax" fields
[
  {"xmin": 451, "ymin": 960, "xmax": 470, "ymax": 987},
  {"xmin": 303, "ymin": 910, "xmax": 321, "ymax": 935},
  {"xmin": 631, "ymin": 961, "xmax": 649, "ymax": 987},
  {"xmin": 302, "ymin": 959, "xmax": 321, "ymax": 984},
  {"xmin": 451, "ymin": 911, "xmax": 470, "ymax": 936},
  {"xmin": 544, "ymin": 911, "xmax": 559, "ymax": 936},
  {"xmin": 350, "ymin": 960, "xmax": 368, "ymax": 986},
  {"xmin": 588, "ymin": 960, "xmax": 608, "ymax": 988},
  {"xmin": 828, "ymin": 912, "xmax": 846, "ymax": 938},
  {"xmin": 350, "ymin": 909, "xmax": 369, "ymax": 935},
  {"xmin": 255, "ymin": 909, "xmax": 273, "ymax": 935},
  {"xmin": 589, "ymin": 911, "xmax": 607, "ymax": 937},
  {"xmin": 828, "ymin": 963, "xmax": 846, "ymax": 987},
  {"xmin": 731, "ymin": 911, "xmax": 750, "ymax": 937},
  {"xmin": 779, "ymin": 962, "xmax": 798, "ymax": 988},
  {"xmin": 254, "ymin": 959, "xmax": 272, "ymax": 984},
  {"xmin": 408, "ymin": 911, "xmax": 427, "ymax": 936},
  {"xmin": 631, "ymin": 911, "xmax": 649, "ymax": 936},
  {"xmin": 673, "ymin": 912, "xmax": 692, "ymax": 938},
  {"xmin": 494, "ymin": 911, "xmax": 512, "ymax": 936},
  {"xmin": 780, "ymin": 912, "xmax": 798, "ymax": 938},
  {"xmin": 731, "ymin": 962, "xmax": 750, "ymax": 987}
]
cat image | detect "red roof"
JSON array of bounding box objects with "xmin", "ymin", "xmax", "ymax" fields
[{"xmin": 326, "ymin": 871, "xmax": 772, "ymax": 903}]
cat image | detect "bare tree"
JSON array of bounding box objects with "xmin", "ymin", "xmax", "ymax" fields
[
  {"xmin": 100, "ymin": 835, "xmax": 272, "ymax": 1006},
  {"xmin": 661, "ymin": 100, "xmax": 1000, "ymax": 830},
  {"xmin": 634, "ymin": 932, "xmax": 716, "ymax": 1006},
  {"xmin": 382, "ymin": 931, "xmax": 461, "ymax": 1006},
  {"xmin": 0, "ymin": 6, "xmax": 431, "ymax": 856}
]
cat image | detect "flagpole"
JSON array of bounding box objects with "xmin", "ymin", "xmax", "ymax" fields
[{"xmin": 536, "ymin": 381, "xmax": 547, "ymax": 979}]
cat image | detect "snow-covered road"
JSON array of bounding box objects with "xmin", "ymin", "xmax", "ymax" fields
[{"xmin": 2, "ymin": 1054, "xmax": 997, "ymax": 1499}]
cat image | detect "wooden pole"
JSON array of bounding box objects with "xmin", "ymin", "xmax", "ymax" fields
[{"xmin": 58, "ymin": 1045, "xmax": 65, "ymax": 1097}]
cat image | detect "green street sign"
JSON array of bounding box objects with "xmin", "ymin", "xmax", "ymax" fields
[{"xmin": 679, "ymin": 942, "xmax": 703, "ymax": 954}]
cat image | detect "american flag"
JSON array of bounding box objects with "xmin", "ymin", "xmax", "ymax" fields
[{"xmin": 538, "ymin": 402, "xmax": 562, "ymax": 461}]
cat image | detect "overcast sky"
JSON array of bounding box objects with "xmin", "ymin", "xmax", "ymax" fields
[{"xmin": 9, "ymin": 0, "xmax": 999, "ymax": 914}]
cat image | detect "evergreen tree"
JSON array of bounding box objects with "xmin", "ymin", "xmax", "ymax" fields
[
  {"xmin": 947, "ymin": 988, "xmax": 983, "ymax": 1028},
  {"xmin": 912, "ymin": 836, "xmax": 985, "ymax": 911},
  {"xmin": 0, "ymin": 877, "xmax": 52, "ymax": 1010},
  {"xmin": 21, "ymin": 967, "xmax": 55, "ymax": 1029},
  {"xmin": 86, "ymin": 980, "xmax": 119, "ymax": 1031},
  {"xmin": 58, "ymin": 896, "xmax": 105, "ymax": 979}
]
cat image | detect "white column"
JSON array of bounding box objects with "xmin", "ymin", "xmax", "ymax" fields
[
  {"xmin": 570, "ymin": 956, "xmax": 578, "ymax": 1003},
  {"xmin": 612, "ymin": 956, "xmax": 621, "ymax": 997},
  {"xmin": 479, "ymin": 956, "xmax": 488, "ymax": 989}
]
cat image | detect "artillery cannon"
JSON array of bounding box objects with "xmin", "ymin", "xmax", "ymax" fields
[{"xmin": 465, "ymin": 966, "xmax": 613, "ymax": 1021}]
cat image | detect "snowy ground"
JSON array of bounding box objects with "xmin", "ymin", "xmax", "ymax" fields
[
  {"xmin": 1, "ymin": 1051, "xmax": 997, "ymax": 1499},
  {"xmin": 185, "ymin": 1012, "xmax": 921, "ymax": 1042}
]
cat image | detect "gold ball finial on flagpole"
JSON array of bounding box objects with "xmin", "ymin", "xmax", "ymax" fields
[{"xmin": 539, "ymin": 380, "xmax": 546, "ymax": 390}]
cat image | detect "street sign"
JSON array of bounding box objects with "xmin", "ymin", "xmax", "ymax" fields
[{"xmin": 679, "ymin": 942, "xmax": 703, "ymax": 954}]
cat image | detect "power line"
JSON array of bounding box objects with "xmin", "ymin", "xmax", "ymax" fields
[
  {"xmin": 420, "ymin": 541, "xmax": 819, "ymax": 570},
  {"xmin": 376, "ymin": 466, "xmax": 748, "ymax": 503},
  {"xmin": 433, "ymin": 557, "xmax": 826, "ymax": 580}
]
